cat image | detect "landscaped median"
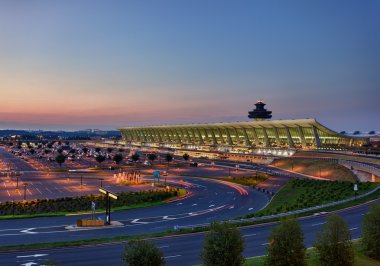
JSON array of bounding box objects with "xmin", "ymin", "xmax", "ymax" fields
[
  {"xmin": 0, "ymin": 187, "xmax": 187, "ymax": 220},
  {"xmin": 240, "ymin": 178, "xmax": 380, "ymax": 219}
]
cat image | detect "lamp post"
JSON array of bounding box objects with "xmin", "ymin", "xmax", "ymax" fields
[{"xmin": 99, "ymin": 188, "xmax": 118, "ymax": 225}]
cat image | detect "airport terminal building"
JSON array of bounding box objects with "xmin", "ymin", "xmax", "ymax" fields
[{"xmin": 119, "ymin": 102, "xmax": 368, "ymax": 156}]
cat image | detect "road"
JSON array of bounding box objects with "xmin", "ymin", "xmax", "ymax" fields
[
  {"xmin": 0, "ymin": 198, "xmax": 374, "ymax": 266},
  {"xmin": 0, "ymin": 176, "xmax": 268, "ymax": 245}
]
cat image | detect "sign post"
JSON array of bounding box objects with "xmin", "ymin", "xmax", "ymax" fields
[
  {"xmin": 153, "ymin": 170, "xmax": 160, "ymax": 184},
  {"xmin": 354, "ymin": 184, "xmax": 358, "ymax": 200},
  {"xmin": 99, "ymin": 188, "xmax": 118, "ymax": 225}
]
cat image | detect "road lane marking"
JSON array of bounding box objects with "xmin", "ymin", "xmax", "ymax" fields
[
  {"xmin": 209, "ymin": 204, "xmax": 215, "ymax": 208},
  {"xmin": 248, "ymin": 208, "xmax": 253, "ymax": 211},
  {"xmin": 192, "ymin": 203, "xmax": 197, "ymax": 206},
  {"xmin": 6, "ymin": 190, "xmax": 10, "ymax": 196},
  {"xmin": 163, "ymin": 216, "xmax": 176, "ymax": 220},
  {"xmin": 16, "ymin": 254, "xmax": 48, "ymax": 258},
  {"xmin": 131, "ymin": 219, "xmax": 148, "ymax": 224},
  {"xmin": 312, "ymin": 222, "xmax": 326, "ymax": 226},
  {"xmin": 349, "ymin": 227, "xmax": 358, "ymax": 231},
  {"xmin": 261, "ymin": 242, "xmax": 270, "ymax": 246},
  {"xmin": 244, "ymin": 233, "xmax": 257, "ymax": 237},
  {"xmin": 27, "ymin": 189, "xmax": 32, "ymax": 195},
  {"xmin": 20, "ymin": 228, "xmax": 37, "ymax": 234},
  {"xmin": 46, "ymin": 188, "xmax": 53, "ymax": 194},
  {"xmin": 163, "ymin": 255, "xmax": 182, "ymax": 259}
]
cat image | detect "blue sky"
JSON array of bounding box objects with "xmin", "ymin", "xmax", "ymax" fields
[{"xmin": 0, "ymin": 0, "xmax": 379, "ymax": 131}]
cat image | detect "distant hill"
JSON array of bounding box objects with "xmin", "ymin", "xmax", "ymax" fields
[{"xmin": 0, "ymin": 129, "xmax": 121, "ymax": 140}]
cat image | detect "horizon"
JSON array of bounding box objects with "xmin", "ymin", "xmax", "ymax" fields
[{"xmin": 1, "ymin": 1, "xmax": 379, "ymax": 132}]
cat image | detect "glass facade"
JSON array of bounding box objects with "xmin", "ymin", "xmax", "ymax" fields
[{"xmin": 120, "ymin": 119, "xmax": 368, "ymax": 151}]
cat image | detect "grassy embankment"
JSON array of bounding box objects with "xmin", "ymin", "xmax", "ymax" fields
[
  {"xmin": 244, "ymin": 178, "xmax": 379, "ymax": 218},
  {"xmin": 272, "ymin": 158, "xmax": 357, "ymax": 182},
  {"xmin": 295, "ymin": 151, "xmax": 380, "ymax": 167}
]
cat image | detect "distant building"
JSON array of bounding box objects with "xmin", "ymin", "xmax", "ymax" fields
[
  {"xmin": 248, "ymin": 100, "xmax": 272, "ymax": 120},
  {"xmin": 119, "ymin": 102, "xmax": 369, "ymax": 154}
]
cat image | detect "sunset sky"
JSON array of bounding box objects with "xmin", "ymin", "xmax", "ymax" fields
[{"xmin": 1, "ymin": 1, "xmax": 379, "ymax": 131}]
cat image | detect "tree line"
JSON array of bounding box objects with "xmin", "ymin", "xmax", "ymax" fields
[{"xmin": 121, "ymin": 203, "xmax": 380, "ymax": 266}]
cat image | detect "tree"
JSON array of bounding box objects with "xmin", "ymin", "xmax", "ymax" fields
[
  {"xmin": 362, "ymin": 203, "xmax": 380, "ymax": 259},
  {"xmin": 44, "ymin": 149, "xmax": 51, "ymax": 155},
  {"xmin": 131, "ymin": 153, "xmax": 140, "ymax": 164},
  {"xmin": 96, "ymin": 154, "xmax": 106, "ymax": 165},
  {"xmin": 107, "ymin": 147, "xmax": 113, "ymax": 153},
  {"xmin": 147, "ymin": 154, "xmax": 157, "ymax": 164},
  {"xmin": 118, "ymin": 148, "xmax": 124, "ymax": 152},
  {"xmin": 95, "ymin": 147, "xmax": 101, "ymax": 153},
  {"xmin": 47, "ymin": 143, "xmax": 53, "ymax": 149},
  {"xmin": 122, "ymin": 239, "xmax": 165, "ymax": 266},
  {"xmin": 69, "ymin": 149, "xmax": 76, "ymax": 154},
  {"xmin": 55, "ymin": 154, "xmax": 66, "ymax": 167},
  {"xmin": 29, "ymin": 149, "xmax": 35, "ymax": 155},
  {"xmin": 113, "ymin": 153, "xmax": 124, "ymax": 165},
  {"xmin": 165, "ymin": 153, "xmax": 173, "ymax": 165},
  {"xmin": 57, "ymin": 148, "xmax": 63, "ymax": 154},
  {"xmin": 82, "ymin": 147, "xmax": 89, "ymax": 154},
  {"xmin": 314, "ymin": 214, "xmax": 354, "ymax": 266},
  {"xmin": 182, "ymin": 153, "xmax": 190, "ymax": 162},
  {"xmin": 201, "ymin": 222, "xmax": 245, "ymax": 266},
  {"xmin": 266, "ymin": 217, "xmax": 306, "ymax": 266}
]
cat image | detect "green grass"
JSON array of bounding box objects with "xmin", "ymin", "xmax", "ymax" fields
[
  {"xmin": 244, "ymin": 179, "xmax": 379, "ymax": 218},
  {"xmin": 218, "ymin": 174, "xmax": 270, "ymax": 186},
  {"xmin": 272, "ymin": 158, "xmax": 357, "ymax": 181},
  {"xmin": 244, "ymin": 242, "xmax": 380, "ymax": 266}
]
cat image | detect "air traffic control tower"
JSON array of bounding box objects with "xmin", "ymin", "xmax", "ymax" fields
[{"xmin": 248, "ymin": 100, "xmax": 272, "ymax": 120}]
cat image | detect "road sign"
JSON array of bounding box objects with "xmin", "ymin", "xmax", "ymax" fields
[
  {"xmin": 354, "ymin": 184, "xmax": 358, "ymax": 191},
  {"xmin": 91, "ymin": 201, "xmax": 96, "ymax": 211},
  {"xmin": 153, "ymin": 170, "xmax": 160, "ymax": 179}
]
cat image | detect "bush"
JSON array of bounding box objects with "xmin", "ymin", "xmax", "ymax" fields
[
  {"xmin": 0, "ymin": 189, "xmax": 179, "ymax": 215},
  {"xmin": 122, "ymin": 239, "xmax": 165, "ymax": 266}
]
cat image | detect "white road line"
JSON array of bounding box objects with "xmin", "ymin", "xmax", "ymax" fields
[
  {"xmin": 131, "ymin": 219, "xmax": 148, "ymax": 224},
  {"xmin": 36, "ymin": 188, "xmax": 43, "ymax": 195},
  {"xmin": 261, "ymin": 242, "xmax": 270, "ymax": 246},
  {"xmin": 159, "ymin": 245, "xmax": 169, "ymax": 248},
  {"xmin": 46, "ymin": 188, "xmax": 53, "ymax": 194},
  {"xmin": 312, "ymin": 222, "xmax": 326, "ymax": 226},
  {"xmin": 176, "ymin": 203, "xmax": 182, "ymax": 205},
  {"xmin": 248, "ymin": 208, "xmax": 253, "ymax": 211},
  {"xmin": 17, "ymin": 190, "xmax": 21, "ymax": 196},
  {"xmin": 163, "ymin": 255, "xmax": 182, "ymax": 259},
  {"xmin": 54, "ymin": 187, "xmax": 63, "ymax": 193},
  {"xmin": 6, "ymin": 190, "xmax": 10, "ymax": 197},
  {"xmin": 192, "ymin": 203, "xmax": 197, "ymax": 206},
  {"xmin": 349, "ymin": 227, "xmax": 358, "ymax": 231},
  {"xmin": 27, "ymin": 189, "xmax": 32, "ymax": 195},
  {"xmin": 209, "ymin": 204, "xmax": 215, "ymax": 208},
  {"xmin": 244, "ymin": 233, "xmax": 256, "ymax": 237}
]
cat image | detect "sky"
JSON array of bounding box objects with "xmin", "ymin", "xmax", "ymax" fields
[{"xmin": 0, "ymin": 0, "xmax": 379, "ymax": 131}]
